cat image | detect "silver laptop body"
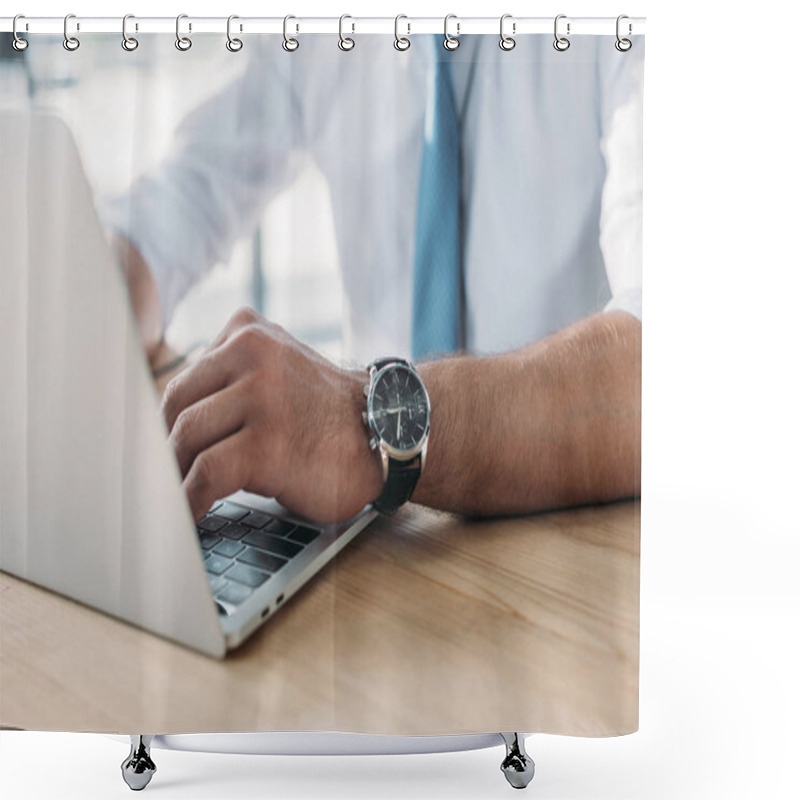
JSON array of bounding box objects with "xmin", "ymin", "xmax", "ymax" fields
[{"xmin": 0, "ymin": 111, "xmax": 376, "ymax": 658}]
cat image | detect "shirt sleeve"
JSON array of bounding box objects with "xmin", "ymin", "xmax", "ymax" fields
[
  {"xmin": 598, "ymin": 38, "xmax": 645, "ymax": 323},
  {"xmin": 99, "ymin": 48, "xmax": 307, "ymax": 329}
]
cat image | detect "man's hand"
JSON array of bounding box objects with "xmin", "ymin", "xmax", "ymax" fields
[
  {"xmin": 161, "ymin": 305, "xmax": 640, "ymax": 525},
  {"xmin": 161, "ymin": 307, "xmax": 383, "ymax": 524}
]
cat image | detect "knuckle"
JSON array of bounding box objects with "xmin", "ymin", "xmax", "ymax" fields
[
  {"xmin": 170, "ymin": 406, "xmax": 197, "ymax": 450},
  {"xmin": 231, "ymin": 306, "xmax": 260, "ymax": 328},
  {"xmin": 263, "ymin": 318, "xmax": 283, "ymax": 337},
  {"xmin": 161, "ymin": 378, "xmax": 182, "ymax": 422},
  {"xmin": 234, "ymin": 324, "xmax": 269, "ymax": 360}
]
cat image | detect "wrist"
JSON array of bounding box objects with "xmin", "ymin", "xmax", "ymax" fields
[
  {"xmin": 344, "ymin": 367, "xmax": 384, "ymax": 511},
  {"xmin": 112, "ymin": 233, "xmax": 163, "ymax": 362},
  {"xmin": 410, "ymin": 359, "xmax": 461, "ymax": 509}
]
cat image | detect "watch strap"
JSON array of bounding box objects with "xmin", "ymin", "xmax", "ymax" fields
[
  {"xmin": 368, "ymin": 356, "xmax": 412, "ymax": 373},
  {"xmin": 373, "ymin": 454, "xmax": 422, "ymax": 516}
]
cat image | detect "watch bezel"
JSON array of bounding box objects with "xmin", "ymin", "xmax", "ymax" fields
[{"xmin": 366, "ymin": 362, "xmax": 431, "ymax": 462}]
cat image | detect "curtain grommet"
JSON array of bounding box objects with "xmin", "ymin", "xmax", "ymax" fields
[
  {"xmin": 553, "ymin": 14, "xmax": 570, "ymax": 52},
  {"xmin": 12, "ymin": 14, "xmax": 29, "ymax": 52},
  {"xmin": 443, "ymin": 14, "xmax": 460, "ymax": 51},
  {"xmin": 499, "ymin": 14, "xmax": 516, "ymax": 51},
  {"xmin": 63, "ymin": 13, "xmax": 80, "ymax": 52},
  {"xmin": 121, "ymin": 14, "xmax": 138, "ymax": 52},
  {"xmin": 175, "ymin": 14, "xmax": 192, "ymax": 51},
  {"xmin": 615, "ymin": 15, "xmax": 632, "ymax": 52},
  {"xmin": 282, "ymin": 15, "xmax": 299, "ymax": 52},
  {"xmin": 226, "ymin": 15, "xmax": 243, "ymax": 52},
  {"xmin": 394, "ymin": 15, "xmax": 411, "ymax": 51},
  {"xmin": 338, "ymin": 14, "xmax": 355, "ymax": 51}
]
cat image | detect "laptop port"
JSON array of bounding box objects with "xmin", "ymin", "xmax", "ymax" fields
[
  {"xmin": 261, "ymin": 606, "xmax": 270, "ymax": 619},
  {"xmin": 276, "ymin": 594, "xmax": 284, "ymax": 605}
]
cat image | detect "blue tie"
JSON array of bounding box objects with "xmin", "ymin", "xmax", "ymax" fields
[{"xmin": 411, "ymin": 38, "xmax": 461, "ymax": 361}]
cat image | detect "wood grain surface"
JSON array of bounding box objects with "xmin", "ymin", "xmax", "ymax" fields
[{"xmin": 0, "ymin": 499, "xmax": 639, "ymax": 736}]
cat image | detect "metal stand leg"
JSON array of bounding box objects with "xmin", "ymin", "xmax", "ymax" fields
[
  {"xmin": 121, "ymin": 735, "xmax": 157, "ymax": 791},
  {"xmin": 500, "ymin": 732, "xmax": 535, "ymax": 789}
]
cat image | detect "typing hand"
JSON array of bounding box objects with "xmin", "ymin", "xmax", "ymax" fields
[{"xmin": 161, "ymin": 307, "xmax": 383, "ymax": 524}]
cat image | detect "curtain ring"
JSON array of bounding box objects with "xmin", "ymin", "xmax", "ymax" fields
[
  {"xmin": 339, "ymin": 14, "xmax": 355, "ymax": 51},
  {"xmin": 443, "ymin": 14, "xmax": 460, "ymax": 51},
  {"xmin": 615, "ymin": 14, "xmax": 632, "ymax": 52},
  {"xmin": 499, "ymin": 14, "xmax": 516, "ymax": 51},
  {"xmin": 394, "ymin": 14, "xmax": 410, "ymax": 51},
  {"xmin": 63, "ymin": 13, "xmax": 80, "ymax": 51},
  {"xmin": 226, "ymin": 15, "xmax": 243, "ymax": 52},
  {"xmin": 282, "ymin": 15, "xmax": 299, "ymax": 52},
  {"xmin": 122, "ymin": 14, "xmax": 138, "ymax": 51},
  {"xmin": 553, "ymin": 14, "xmax": 570, "ymax": 51},
  {"xmin": 12, "ymin": 15, "xmax": 28, "ymax": 52},
  {"xmin": 175, "ymin": 14, "xmax": 192, "ymax": 51}
]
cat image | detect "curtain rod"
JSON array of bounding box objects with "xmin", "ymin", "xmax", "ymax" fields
[{"xmin": 1, "ymin": 16, "xmax": 646, "ymax": 37}]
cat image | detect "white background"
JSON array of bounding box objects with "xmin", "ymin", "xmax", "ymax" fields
[{"xmin": 1, "ymin": 1, "xmax": 799, "ymax": 798}]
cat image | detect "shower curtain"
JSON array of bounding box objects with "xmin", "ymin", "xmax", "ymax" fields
[{"xmin": 0, "ymin": 20, "xmax": 644, "ymax": 739}]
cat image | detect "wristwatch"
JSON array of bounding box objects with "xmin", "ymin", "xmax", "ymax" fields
[{"xmin": 362, "ymin": 357, "xmax": 431, "ymax": 515}]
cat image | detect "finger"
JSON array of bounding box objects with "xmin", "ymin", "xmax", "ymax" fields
[
  {"xmin": 161, "ymin": 346, "xmax": 231, "ymax": 433},
  {"xmin": 207, "ymin": 306, "xmax": 263, "ymax": 352},
  {"xmin": 170, "ymin": 383, "xmax": 246, "ymax": 478},
  {"xmin": 183, "ymin": 430, "xmax": 253, "ymax": 522}
]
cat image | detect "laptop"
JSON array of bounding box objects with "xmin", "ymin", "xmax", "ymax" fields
[{"xmin": 0, "ymin": 111, "xmax": 377, "ymax": 658}]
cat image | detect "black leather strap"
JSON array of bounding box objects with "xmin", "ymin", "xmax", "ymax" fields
[
  {"xmin": 373, "ymin": 454, "xmax": 422, "ymax": 516},
  {"xmin": 368, "ymin": 356, "xmax": 412, "ymax": 373}
]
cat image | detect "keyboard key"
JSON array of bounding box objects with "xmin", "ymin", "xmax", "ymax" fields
[
  {"xmin": 288, "ymin": 526, "xmax": 321, "ymax": 546},
  {"xmin": 243, "ymin": 531, "xmax": 302, "ymax": 559},
  {"xmin": 240, "ymin": 529, "xmax": 274, "ymax": 551},
  {"xmin": 214, "ymin": 539, "xmax": 245, "ymax": 559},
  {"xmin": 266, "ymin": 519, "xmax": 296, "ymax": 537},
  {"xmin": 199, "ymin": 533, "xmax": 222, "ymax": 550},
  {"xmin": 226, "ymin": 563, "xmax": 271, "ymax": 588},
  {"xmin": 214, "ymin": 502, "xmax": 251, "ymax": 522},
  {"xmin": 238, "ymin": 546, "xmax": 288, "ymax": 574},
  {"xmin": 207, "ymin": 574, "xmax": 228, "ymax": 594},
  {"xmin": 241, "ymin": 510, "xmax": 272, "ymax": 529},
  {"xmin": 209, "ymin": 501, "xmax": 223, "ymax": 513},
  {"xmin": 218, "ymin": 523, "xmax": 248, "ymax": 541},
  {"xmin": 198, "ymin": 515, "xmax": 227, "ymax": 533},
  {"xmin": 204, "ymin": 554, "xmax": 234, "ymax": 575},
  {"xmin": 217, "ymin": 581, "xmax": 254, "ymax": 606}
]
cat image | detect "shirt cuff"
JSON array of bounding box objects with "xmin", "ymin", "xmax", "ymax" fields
[{"xmin": 98, "ymin": 187, "xmax": 198, "ymax": 333}]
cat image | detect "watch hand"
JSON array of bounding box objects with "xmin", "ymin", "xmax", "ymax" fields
[{"xmin": 396, "ymin": 410, "xmax": 401, "ymax": 439}]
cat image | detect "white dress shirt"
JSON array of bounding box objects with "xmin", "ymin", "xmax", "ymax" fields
[{"xmin": 103, "ymin": 34, "xmax": 644, "ymax": 363}]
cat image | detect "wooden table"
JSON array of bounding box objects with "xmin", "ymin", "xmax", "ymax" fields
[
  {"xmin": 1, "ymin": 343, "xmax": 639, "ymax": 736},
  {"xmin": 0, "ymin": 498, "xmax": 639, "ymax": 737}
]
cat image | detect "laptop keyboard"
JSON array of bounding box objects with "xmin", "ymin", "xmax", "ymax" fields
[{"xmin": 196, "ymin": 501, "xmax": 321, "ymax": 615}]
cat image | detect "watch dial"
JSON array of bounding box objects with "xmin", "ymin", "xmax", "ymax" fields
[{"xmin": 370, "ymin": 365, "xmax": 429, "ymax": 453}]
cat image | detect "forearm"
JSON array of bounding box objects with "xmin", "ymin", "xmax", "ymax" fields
[
  {"xmin": 413, "ymin": 311, "xmax": 642, "ymax": 516},
  {"xmin": 158, "ymin": 307, "xmax": 640, "ymax": 524},
  {"xmin": 111, "ymin": 233, "xmax": 163, "ymax": 362}
]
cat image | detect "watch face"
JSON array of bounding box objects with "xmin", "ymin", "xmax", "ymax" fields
[{"xmin": 369, "ymin": 364, "xmax": 430, "ymax": 455}]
